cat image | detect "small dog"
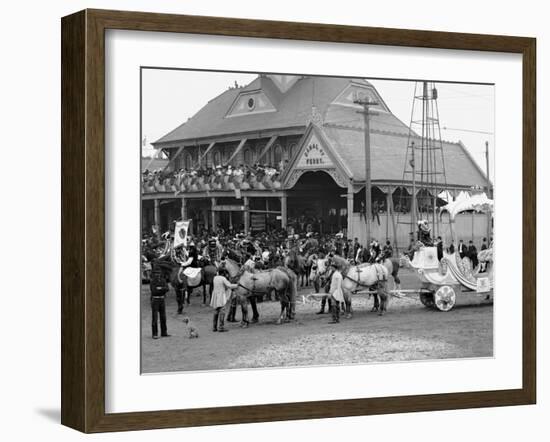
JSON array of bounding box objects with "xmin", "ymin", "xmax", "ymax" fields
[{"xmin": 182, "ymin": 317, "xmax": 199, "ymax": 339}]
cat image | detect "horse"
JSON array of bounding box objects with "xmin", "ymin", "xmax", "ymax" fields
[
  {"xmin": 221, "ymin": 258, "xmax": 297, "ymax": 326},
  {"xmin": 302, "ymin": 237, "xmax": 319, "ymax": 254},
  {"xmin": 308, "ymin": 255, "xmax": 340, "ymax": 314},
  {"xmin": 154, "ymin": 256, "xmax": 217, "ymax": 314},
  {"xmin": 284, "ymin": 248, "xmax": 309, "ymax": 287},
  {"xmin": 308, "ymin": 254, "xmax": 328, "ymax": 292},
  {"xmin": 325, "ymin": 255, "xmax": 400, "ymax": 316},
  {"xmin": 225, "ymin": 247, "xmax": 245, "ymax": 264}
]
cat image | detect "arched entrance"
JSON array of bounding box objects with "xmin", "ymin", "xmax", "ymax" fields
[{"xmin": 287, "ymin": 171, "xmax": 348, "ymax": 235}]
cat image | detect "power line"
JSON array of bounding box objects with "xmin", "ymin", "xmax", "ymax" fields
[{"xmin": 442, "ymin": 126, "xmax": 494, "ymax": 135}]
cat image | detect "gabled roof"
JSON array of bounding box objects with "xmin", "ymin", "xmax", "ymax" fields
[
  {"xmin": 281, "ymin": 123, "xmax": 352, "ymax": 188},
  {"xmin": 153, "ymin": 74, "xmax": 487, "ymax": 190},
  {"xmin": 153, "ymin": 75, "xmax": 410, "ymax": 145},
  {"xmin": 322, "ymin": 124, "xmax": 487, "ymax": 188}
]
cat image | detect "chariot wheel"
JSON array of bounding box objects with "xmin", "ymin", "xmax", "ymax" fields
[
  {"xmin": 419, "ymin": 292, "xmax": 435, "ymax": 308},
  {"xmin": 434, "ymin": 285, "xmax": 456, "ymax": 312}
]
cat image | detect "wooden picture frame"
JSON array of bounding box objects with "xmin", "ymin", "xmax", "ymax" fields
[{"xmin": 61, "ymin": 9, "xmax": 536, "ymax": 433}]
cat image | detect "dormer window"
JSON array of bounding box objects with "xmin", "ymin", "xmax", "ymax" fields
[
  {"xmin": 226, "ymin": 91, "xmax": 276, "ymax": 118},
  {"xmin": 332, "ymin": 83, "xmax": 389, "ymax": 113}
]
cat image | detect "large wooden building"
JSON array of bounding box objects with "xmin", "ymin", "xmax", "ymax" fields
[{"xmin": 143, "ymin": 74, "xmax": 489, "ymax": 246}]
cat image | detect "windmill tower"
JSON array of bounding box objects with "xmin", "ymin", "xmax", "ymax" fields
[{"xmin": 395, "ymin": 81, "xmax": 451, "ymax": 247}]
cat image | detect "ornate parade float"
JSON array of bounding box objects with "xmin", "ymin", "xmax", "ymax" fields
[{"xmin": 406, "ymin": 192, "xmax": 494, "ymax": 311}]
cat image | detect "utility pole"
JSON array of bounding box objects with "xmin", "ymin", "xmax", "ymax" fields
[
  {"xmin": 354, "ymin": 94, "xmax": 378, "ymax": 246},
  {"xmin": 485, "ymin": 140, "xmax": 492, "ymax": 241},
  {"xmin": 410, "ymin": 141, "xmax": 417, "ymax": 235}
]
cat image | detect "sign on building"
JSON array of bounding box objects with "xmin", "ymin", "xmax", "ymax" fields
[{"xmin": 296, "ymin": 134, "xmax": 334, "ymax": 169}]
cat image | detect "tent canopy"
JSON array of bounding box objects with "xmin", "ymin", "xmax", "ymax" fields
[{"xmin": 441, "ymin": 192, "xmax": 493, "ymax": 220}]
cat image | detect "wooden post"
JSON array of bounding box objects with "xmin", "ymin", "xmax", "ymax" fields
[
  {"xmin": 243, "ymin": 196, "xmax": 250, "ymax": 234},
  {"xmin": 281, "ymin": 194, "xmax": 287, "ymax": 229},
  {"xmin": 181, "ymin": 197, "xmax": 188, "ymax": 233},
  {"xmin": 410, "ymin": 142, "xmax": 417, "ymax": 235},
  {"xmin": 265, "ymin": 199, "xmax": 269, "ymax": 232},
  {"xmin": 471, "ymin": 211, "xmax": 475, "ymax": 242},
  {"xmin": 181, "ymin": 197, "xmax": 187, "ymax": 220},
  {"xmin": 485, "ymin": 141, "xmax": 492, "ymax": 241},
  {"xmin": 388, "ymin": 187, "xmax": 399, "ymax": 251},
  {"xmin": 203, "ymin": 207, "xmax": 209, "ymax": 232},
  {"xmin": 154, "ymin": 199, "xmax": 160, "ymax": 231},
  {"xmin": 385, "ymin": 188, "xmax": 391, "ymax": 240},
  {"xmin": 211, "ymin": 197, "xmax": 217, "ymax": 233},
  {"xmin": 353, "ymin": 96, "xmax": 378, "ymax": 246},
  {"xmin": 433, "ymin": 194, "xmax": 438, "ymax": 238},
  {"xmin": 347, "ymin": 183, "xmax": 354, "ymax": 239}
]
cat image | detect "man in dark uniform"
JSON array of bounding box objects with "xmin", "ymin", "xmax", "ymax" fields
[
  {"xmin": 448, "ymin": 240, "xmax": 455, "ymax": 254},
  {"xmin": 344, "ymin": 239, "xmax": 354, "ymax": 260},
  {"xmin": 480, "ymin": 237, "xmax": 488, "ymax": 251},
  {"xmin": 417, "ymin": 220, "xmax": 433, "ymax": 246},
  {"xmin": 380, "ymin": 240, "xmax": 393, "ymax": 260},
  {"xmin": 369, "ymin": 239, "xmax": 381, "ymax": 263},
  {"xmin": 149, "ymin": 264, "xmax": 170, "ymax": 339},
  {"xmin": 207, "ymin": 236, "xmax": 221, "ymax": 266},
  {"xmin": 353, "ymin": 238, "xmax": 360, "ymax": 260},
  {"xmin": 183, "ymin": 243, "xmax": 200, "ymax": 268},
  {"xmin": 316, "ymin": 272, "xmax": 333, "ymax": 314},
  {"xmin": 468, "ymin": 240, "xmax": 478, "ymax": 268},
  {"xmin": 458, "ymin": 239, "xmax": 467, "ymax": 259},
  {"xmin": 435, "ymin": 236, "xmax": 443, "ymax": 261}
]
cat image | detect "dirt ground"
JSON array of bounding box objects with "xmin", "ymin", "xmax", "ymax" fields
[{"xmin": 141, "ymin": 269, "xmax": 493, "ymax": 373}]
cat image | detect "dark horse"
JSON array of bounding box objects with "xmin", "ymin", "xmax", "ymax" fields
[
  {"xmin": 154, "ymin": 256, "xmax": 217, "ymax": 313},
  {"xmin": 221, "ymin": 258, "xmax": 297, "ymax": 326},
  {"xmin": 284, "ymin": 248, "xmax": 309, "ymax": 287}
]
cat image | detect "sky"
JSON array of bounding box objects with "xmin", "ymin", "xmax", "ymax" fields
[{"xmin": 141, "ymin": 69, "xmax": 494, "ymax": 181}]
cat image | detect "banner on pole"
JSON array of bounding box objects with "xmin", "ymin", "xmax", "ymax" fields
[{"xmin": 174, "ymin": 220, "xmax": 190, "ymax": 248}]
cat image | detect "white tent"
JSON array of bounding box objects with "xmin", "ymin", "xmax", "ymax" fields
[{"xmin": 441, "ymin": 192, "xmax": 493, "ymax": 220}]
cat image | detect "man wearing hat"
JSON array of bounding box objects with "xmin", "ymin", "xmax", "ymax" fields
[
  {"xmin": 210, "ymin": 267, "xmax": 238, "ymax": 332},
  {"xmin": 253, "ymin": 254, "xmax": 265, "ymax": 270},
  {"xmin": 328, "ymin": 262, "xmax": 344, "ymax": 324},
  {"xmin": 207, "ymin": 236, "xmax": 222, "ymax": 267},
  {"xmin": 182, "ymin": 242, "xmax": 199, "ymax": 268},
  {"xmin": 243, "ymin": 254, "xmax": 256, "ymax": 272}
]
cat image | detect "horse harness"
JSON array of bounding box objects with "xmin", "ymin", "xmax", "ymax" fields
[
  {"xmin": 237, "ymin": 270, "xmax": 274, "ymax": 295},
  {"xmin": 343, "ymin": 263, "xmax": 387, "ymax": 289}
]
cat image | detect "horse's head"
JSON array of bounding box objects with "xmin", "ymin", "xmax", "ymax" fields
[
  {"xmin": 310, "ymin": 258, "xmax": 330, "ymax": 283},
  {"xmin": 398, "ymin": 253, "xmax": 412, "ymax": 268},
  {"xmin": 221, "ymin": 257, "xmax": 241, "ymax": 279},
  {"xmin": 330, "ymin": 254, "xmax": 349, "ymax": 272}
]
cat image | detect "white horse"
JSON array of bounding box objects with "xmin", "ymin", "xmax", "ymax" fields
[{"xmin": 324, "ymin": 255, "xmax": 393, "ymax": 316}]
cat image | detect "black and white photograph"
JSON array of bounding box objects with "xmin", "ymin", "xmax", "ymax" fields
[{"xmin": 140, "ymin": 69, "xmax": 495, "ymax": 374}]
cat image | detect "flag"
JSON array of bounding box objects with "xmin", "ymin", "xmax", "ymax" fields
[{"xmin": 174, "ymin": 220, "xmax": 190, "ymax": 248}]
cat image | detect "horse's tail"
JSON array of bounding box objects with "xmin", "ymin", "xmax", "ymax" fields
[
  {"xmin": 389, "ymin": 258, "xmax": 401, "ymax": 285},
  {"xmin": 277, "ymin": 266, "xmax": 297, "ymax": 304},
  {"xmin": 286, "ymin": 268, "xmax": 298, "ymax": 317}
]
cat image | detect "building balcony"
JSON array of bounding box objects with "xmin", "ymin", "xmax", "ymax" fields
[{"xmin": 142, "ymin": 172, "xmax": 283, "ymax": 195}]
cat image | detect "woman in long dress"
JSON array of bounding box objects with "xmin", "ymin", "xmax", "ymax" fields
[
  {"xmin": 209, "ymin": 269, "xmax": 238, "ymax": 332},
  {"xmin": 328, "ymin": 263, "xmax": 344, "ymax": 324}
]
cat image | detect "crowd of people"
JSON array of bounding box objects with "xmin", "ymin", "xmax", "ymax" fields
[
  {"xmin": 142, "ymin": 161, "xmax": 288, "ymax": 194},
  {"xmin": 144, "ymin": 227, "xmax": 395, "ymax": 337},
  {"xmin": 143, "ymin": 226, "xmax": 394, "ymax": 272},
  {"xmin": 144, "ymin": 219, "xmax": 493, "ymax": 337}
]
